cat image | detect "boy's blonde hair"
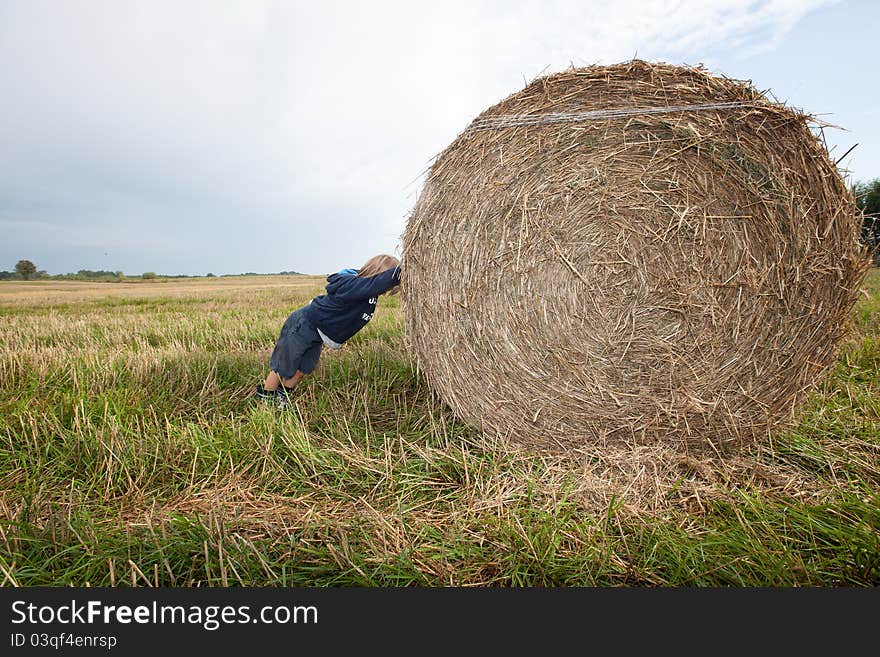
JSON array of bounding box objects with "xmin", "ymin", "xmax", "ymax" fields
[
  {"xmin": 358, "ymin": 254, "xmax": 399, "ymax": 277},
  {"xmin": 358, "ymin": 254, "xmax": 400, "ymax": 295}
]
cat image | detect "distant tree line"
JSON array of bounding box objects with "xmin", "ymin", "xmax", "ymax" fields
[
  {"xmin": 0, "ymin": 260, "xmax": 46, "ymax": 280},
  {"xmin": 55, "ymin": 269, "xmax": 127, "ymax": 281},
  {"xmin": 221, "ymin": 270, "xmax": 304, "ymax": 276},
  {"xmin": 1, "ymin": 261, "xmax": 306, "ymax": 281},
  {"xmin": 0, "ymin": 265, "xmax": 128, "ymax": 281}
]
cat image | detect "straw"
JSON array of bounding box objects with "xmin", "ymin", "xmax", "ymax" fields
[{"xmin": 401, "ymin": 60, "xmax": 870, "ymax": 453}]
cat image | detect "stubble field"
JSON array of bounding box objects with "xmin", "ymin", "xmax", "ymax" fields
[{"xmin": 1, "ymin": 272, "xmax": 878, "ymax": 586}]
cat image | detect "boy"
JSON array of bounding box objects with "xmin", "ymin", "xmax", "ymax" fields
[{"xmin": 256, "ymin": 254, "xmax": 401, "ymax": 407}]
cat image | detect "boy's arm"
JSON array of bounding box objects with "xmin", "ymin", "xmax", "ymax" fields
[{"xmin": 334, "ymin": 267, "xmax": 401, "ymax": 302}]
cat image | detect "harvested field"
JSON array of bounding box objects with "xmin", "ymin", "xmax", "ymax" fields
[{"xmin": 1, "ymin": 273, "xmax": 878, "ymax": 586}]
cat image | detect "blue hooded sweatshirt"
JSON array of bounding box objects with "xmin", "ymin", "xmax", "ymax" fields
[{"xmin": 304, "ymin": 266, "xmax": 401, "ymax": 344}]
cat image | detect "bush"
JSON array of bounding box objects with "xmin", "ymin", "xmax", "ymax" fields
[
  {"xmin": 854, "ymin": 178, "xmax": 880, "ymax": 265},
  {"xmin": 142, "ymin": 272, "xmax": 157, "ymax": 280}
]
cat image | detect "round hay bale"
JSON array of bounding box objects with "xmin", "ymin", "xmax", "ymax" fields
[{"xmin": 402, "ymin": 60, "xmax": 869, "ymax": 452}]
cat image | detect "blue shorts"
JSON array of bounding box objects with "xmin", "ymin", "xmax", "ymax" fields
[{"xmin": 269, "ymin": 306, "xmax": 323, "ymax": 378}]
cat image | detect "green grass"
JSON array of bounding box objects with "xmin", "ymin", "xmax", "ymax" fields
[{"xmin": 1, "ymin": 273, "xmax": 878, "ymax": 586}]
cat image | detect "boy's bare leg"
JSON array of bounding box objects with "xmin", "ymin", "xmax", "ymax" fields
[
  {"xmin": 281, "ymin": 371, "xmax": 306, "ymax": 389},
  {"xmin": 260, "ymin": 370, "xmax": 304, "ymax": 401},
  {"xmin": 263, "ymin": 371, "xmax": 281, "ymax": 391}
]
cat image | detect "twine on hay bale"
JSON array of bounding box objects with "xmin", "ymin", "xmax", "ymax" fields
[{"xmin": 402, "ymin": 60, "xmax": 870, "ymax": 452}]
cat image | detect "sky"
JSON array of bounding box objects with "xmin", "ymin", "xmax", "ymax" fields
[{"xmin": 1, "ymin": 0, "xmax": 877, "ymax": 276}]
